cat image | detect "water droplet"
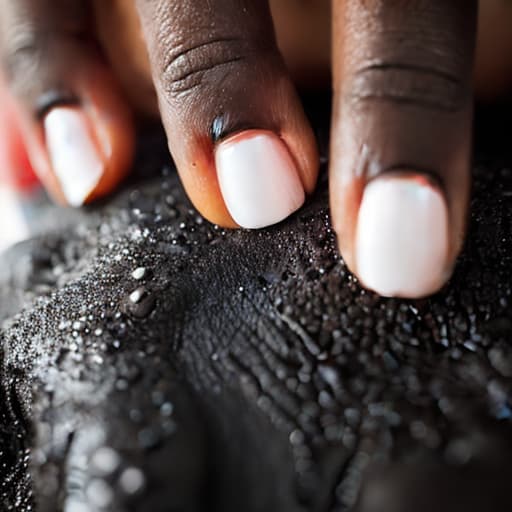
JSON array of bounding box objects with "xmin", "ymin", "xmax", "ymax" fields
[
  {"xmin": 289, "ymin": 429, "xmax": 305, "ymax": 446},
  {"xmin": 91, "ymin": 447, "xmax": 120, "ymax": 476},
  {"xmin": 64, "ymin": 499, "xmax": 91, "ymax": 512},
  {"xmin": 119, "ymin": 467, "xmax": 145, "ymax": 495},
  {"xmin": 165, "ymin": 194, "xmax": 176, "ymax": 207},
  {"xmin": 115, "ymin": 378, "xmax": 128, "ymax": 391},
  {"xmin": 86, "ymin": 479, "xmax": 113, "ymax": 508},
  {"xmin": 72, "ymin": 320, "xmax": 83, "ymax": 331},
  {"xmin": 129, "ymin": 409, "xmax": 143, "ymax": 423},
  {"xmin": 463, "ymin": 340, "xmax": 477, "ymax": 352},
  {"xmin": 151, "ymin": 390, "xmax": 165, "ymax": 406},
  {"xmin": 445, "ymin": 439, "xmax": 472, "ymax": 465},
  {"xmin": 138, "ymin": 427, "xmax": 161, "ymax": 449},
  {"xmin": 160, "ymin": 402, "xmax": 174, "ymax": 417},
  {"xmin": 123, "ymin": 287, "xmax": 156, "ymax": 319},
  {"xmin": 488, "ymin": 346, "xmax": 512, "ymax": 377},
  {"xmin": 58, "ymin": 320, "xmax": 70, "ymax": 331},
  {"xmin": 129, "ymin": 288, "xmax": 144, "ymax": 304},
  {"xmin": 131, "ymin": 267, "xmax": 147, "ymax": 280},
  {"xmin": 92, "ymin": 354, "xmax": 104, "ymax": 365}
]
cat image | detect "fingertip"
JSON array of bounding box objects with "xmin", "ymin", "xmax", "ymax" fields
[
  {"xmin": 282, "ymin": 126, "xmax": 319, "ymax": 196},
  {"xmin": 182, "ymin": 168, "xmax": 239, "ymax": 229},
  {"xmin": 215, "ymin": 130, "xmax": 305, "ymax": 229},
  {"xmin": 135, "ymin": 0, "xmax": 319, "ymax": 230},
  {"xmin": 330, "ymin": 0, "xmax": 475, "ymax": 299},
  {"xmin": 79, "ymin": 64, "xmax": 136, "ymax": 203},
  {"xmin": 170, "ymin": 123, "xmax": 316, "ymax": 230},
  {"xmin": 25, "ymin": 61, "xmax": 136, "ymax": 207},
  {"xmin": 354, "ymin": 173, "xmax": 451, "ymax": 298},
  {"xmin": 0, "ymin": 80, "xmax": 37, "ymax": 190}
]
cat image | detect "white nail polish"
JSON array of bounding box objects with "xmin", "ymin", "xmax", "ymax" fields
[
  {"xmin": 355, "ymin": 175, "xmax": 449, "ymax": 298},
  {"xmin": 215, "ymin": 130, "xmax": 305, "ymax": 229},
  {"xmin": 44, "ymin": 108, "xmax": 103, "ymax": 207}
]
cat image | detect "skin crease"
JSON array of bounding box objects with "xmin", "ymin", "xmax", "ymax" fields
[{"xmin": 92, "ymin": 0, "xmax": 512, "ymax": 116}]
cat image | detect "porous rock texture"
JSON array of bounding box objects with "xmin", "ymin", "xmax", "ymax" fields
[{"xmin": 1, "ymin": 103, "xmax": 512, "ymax": 511}]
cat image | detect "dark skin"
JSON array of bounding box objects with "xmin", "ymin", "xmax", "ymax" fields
[
  {"xmin": 330, "ymin": 1, "xmax": 475, "ymax": 286},
  {"xmin": 0, "ymin": 0, "xmax": 511, "ymax": 298}
]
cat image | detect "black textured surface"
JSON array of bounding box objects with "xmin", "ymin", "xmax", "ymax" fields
[{"xmin": 1, "ymin": 101, "xmax": 512, "ymax": 511}]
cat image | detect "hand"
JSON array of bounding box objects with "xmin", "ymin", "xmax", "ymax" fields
[{"xmin": 0, "ymin": 0, "xmax": 511, "ymax": 299}]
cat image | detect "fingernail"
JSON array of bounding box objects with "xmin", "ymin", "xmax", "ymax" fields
[
  {"xmin": 215, "ymin": 130, "xmax": 305, "ymax": 229},
  {"xmin": 44, "ymin": 108, "xmax": 103, "ymax": 207},
  {"xmin": 355, "ymin": 174, "xmax": 449, "ymax": 298}
]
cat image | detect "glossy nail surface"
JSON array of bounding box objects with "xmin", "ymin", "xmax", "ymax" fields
[
  {"xmin": 215, "ymin": 130, "xmax": 305, "ymax": 229},
  {"xmin": 355, "ymin": 174, "xmax": 449, "ymax": 298},
  {"xmin": 44, "ymin": 108, "xmax": 103, "ymax": 206}
]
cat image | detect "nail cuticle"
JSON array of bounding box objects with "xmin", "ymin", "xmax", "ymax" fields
[
  {"xmin": 35, "ymin": 90, "xmax": 80, "ymax": 120},
  {"xmin": 210, "ymin": 114, "xmax": 279, "ymax": 144}
]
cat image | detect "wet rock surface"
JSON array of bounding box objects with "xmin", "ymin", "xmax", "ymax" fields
[{"xmin": 1, "ymin": 103, "xmax": 512, "ymax": 511}]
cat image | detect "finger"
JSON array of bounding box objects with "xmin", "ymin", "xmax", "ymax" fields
[
  {"xmin": 330, "ymin": 0, "xmax": 477, "ymax": 298},
  {"xmin": 0, "ymin": 0, "xmax": 135, "ymax": 206},
  {"xmin": 92, "ymin": 0, "xmax": 159, "ymax": 116},
  {"xmin": 0, "ymin": 77, "xmax": 36, "ymax": 189},
  {"xmin": 135, "ymin": 0, "xmax": 319, "ymax": 228}
]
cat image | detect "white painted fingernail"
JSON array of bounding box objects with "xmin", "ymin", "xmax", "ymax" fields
[
  {"xmin": 355, "ymin": 174, "xmax": 449, "ymax": 298},
  {"xmin": 44, "ymin": 108, "xmax": 103, "ymax": 207},
  {"xmin": 215, "ymin": 130, "xmax": 305, "ymax": 229}
]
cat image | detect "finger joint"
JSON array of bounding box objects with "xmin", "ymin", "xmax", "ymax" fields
[
  {"xmin": 159, "ymin": 37, "xmax": 252, "ymax": 97},
  {"xmin": 346, "ymin": 62, "xmax": 467, "ymax": 112}
]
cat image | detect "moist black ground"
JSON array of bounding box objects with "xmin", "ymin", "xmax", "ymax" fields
[{"xmin": 0, "ymin": 98, "xmax": 512, "ymax": 511}]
